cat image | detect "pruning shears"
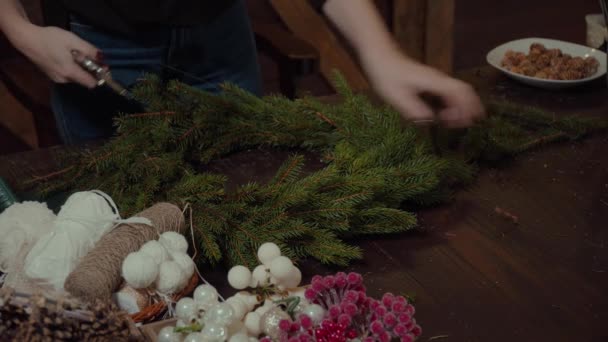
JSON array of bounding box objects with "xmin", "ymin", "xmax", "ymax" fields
[{"xmin": 71, "ymin": 50, "xmax": 132, "ymax": 99}]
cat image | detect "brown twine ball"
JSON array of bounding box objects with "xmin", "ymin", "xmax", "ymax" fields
[{"xmin": 63, "ymin": 202, "xmax": 185, "ymax": 303}]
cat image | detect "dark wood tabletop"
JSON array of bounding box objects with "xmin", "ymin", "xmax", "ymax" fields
[{"xmin": 1, "ymin": 67, "xmax": 607, "ymax": 342}]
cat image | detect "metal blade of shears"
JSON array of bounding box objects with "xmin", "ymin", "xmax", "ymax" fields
[{"xmin": 71, "ymin": 50, "xmax": 136, "ymax": 101}]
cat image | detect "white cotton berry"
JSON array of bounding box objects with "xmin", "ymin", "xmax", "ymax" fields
[
  {"xmin": 228, "ymin": 265, "xmax": 252, "ymax": 290},
  {"xmin": 139, "ymin": 240, "xmax": 169, "ymax": 265},
  {"xmin": 250, "ymin": 265, "xmax": 270, "ymax": 287},
  {"xmin": 159, "ymin": 231, "xmax": 189, "ymax": 254},
  {"xmin": 233, "ymin": 291, "xmax": 260, "ymax": 312},
  {"xmin": 156, "ymin": 261, "xmax": 185, "ymax": 294},
  {"xmin": 229, "ymin": 333, "xmax": 249, "ymax": 342},
  {"xmin": 226, "ymin": 297, "xmax": 248, "ymax": 321},
  {"xmin": 269, "ymin": 256, "xmax": 293, "ymax": 280},
  {"xmin": 257, "ymin": 242, "xmax": 281, "ymax": 265},
  {"xmin": 121, "ymin": 251, "xmax": 159, "ymax": 289},
  {"xmin": 282, "ymin": 266, "xmax": 302, "ymax": 289},
  {"xmin": 244, "ymin": 312, "xmax": 262, "ymax": 336}
]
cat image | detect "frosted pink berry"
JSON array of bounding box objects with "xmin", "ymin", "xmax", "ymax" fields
[
  {"xmin": 392, "ymin": 301, "xmax": 406, "ymax": 313},
  {"xmin": 329, "ymin": 305, "xmax": 341, "ymax": 318},
  {"xmin": 279, "ymin": 319, "xmax": 292, "ymax": 332},
  {"xmin": 322, "ymin": 275, "xmax": 335, "ymax": 288},
  {"xmin": 379, "ymin": 331, "xmax": 391, "ymax": 342},
  {"xmin": 383, "ymin": 313, "xmax": 397, "ymax": 327},
  {"xmin": 335, "ymin": 274, "xmax": 347, "ymax": 287},
  {"xmin": 382, "ymin": 293, "xmax": 395, "ymax": 307},
  {"xmin": 342, "ymin": 302, "xmax": 357, "ymax": 316},
  {"xmin": 394, "ymin": 323, "xmax": 408, "ymax": 336},
  {"xmin": 374, "ymin": 304, "xmax": 387, "ymax": 316},
  {"xmin": 401, "ymin": 333, "xmax": 415, "ymax": 342},
  {"xmin": 337, "ymin": 314, "xmax": 352, "ymax": 326},
  {"xmin": 347, "ymin": 272, "xmax": 361, "ymax": 285},
  {"xmin": 398, "ymin": 313, "xmax": 411, "ymax": 324},
  {"xmin": 370, "ymin": 321, "xmax": 384, "ymax": 335},
  {"xmin": 300, "ymin": 315, "xmax": 312, "ymax": 329},
  {"xmin": 304, "ymin": 288, "xmax": 317, "ymax": 300},
  {"xmin": 411, "ymin": 324, "xmax": 422, "ymax": 337},
  {"xmin": 405, "ymin": 304, "xmax": 416, "ymax": 315}
]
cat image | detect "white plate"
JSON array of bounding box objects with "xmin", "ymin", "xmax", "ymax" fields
[{"xmin": 486, "ymin": 37, "xmax": 607, "ymax": 89}]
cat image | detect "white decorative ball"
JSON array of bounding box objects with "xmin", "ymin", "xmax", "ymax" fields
[
  {"xmin": 176, "ymin": 319, "xmax": 188, "ymax": 328},
  {"xmin": 183, "ymin": 332, "xmax": 205, "ymax": 342},
  {"xmin": 244, "ymin": 311, "xmax": 262, "ymax": 336},
  {"xmin": 193, "ymin": 284, "xmax": 219, "ymax": 308},
  {"xmin": 229, "ymin": 333, "xmax": 249, "ymax": 342},
  {"xmin": 300, "ymin": 304, "xmax": 325, "ymax": 325},
  {"xmin": 201, "ymin": 322, "xmax": 227, "ymax": 342},
  {"xmin": 159, "ymin": 231, "xmax": 189, "ymax": 254},
  {"xmin": 121, "ymin": 251, "xmax": 159, "ymax": 289},
  {"xmin": 282, "ymin": 266, "xmax": 302, "ymax": 289},
  {"xmin": 257, "ymin": 242, "xmax": 281, "ymax": 265},
  {"xmin": 226, "ymin": 297, "xmax": 248, "ymax": 321},
  {"xmin": 176, "ymin": 297, "xmax": 197, "ymax": 322},
  {"xmin": 269, "ymin": 256, "xmax": 293, "ymax": 280},
  {"xmin": 156, "ymin": 261, "xmax": 185, "ymax": 294},
  {"xmin": 204, "ymin": 302, "xmax": 234, "ymax": 326},
  {"xmin": 139, "ymin": 240, "xmax": 169, "ymax": 265},
  {"xmin": 170, "ymin": 251, "xmax": 195, "ymax": 279},
  {"xmin": 157, "ymin": 326, "xmax": 181, "ymax": 342},
  {"xmin": 250, "ymin": 265, "xmax": 270, "ymax": 288},
  {"xmin": 228, "ymin": 265, "xmax": 252, "ymax": 290}
]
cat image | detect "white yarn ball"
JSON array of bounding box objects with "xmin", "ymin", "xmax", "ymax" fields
[
  {"xmin": 139, "ymin": 240, "xmax": 169, "ymax": 265},
  {"xmin": 0, "ymin": 201, "xmax": 55, "ymax": 273},
  {"xmin": 269, "ymin": 256, "xmax": 293, "ymax": 280},
  {"xmin": 121, "ymin": 252, "xmax": 159, "ymax": 289},
  {"xmin": 156, "ymin": 261, "xmax": 185, "ymax": 294},
  {"xmin": 250, "ymin": 265, "xmax": 270, "ymax": 288},
  {"xmin": 244, "ymin": 312, "xmax": 262, "ymax": 336},
  {"xmin": 257, "ymin": 242, "xmax": 281, "ymax": 265},
  {"xmin": 159, "ymin": 231, "xmax": 189, "ymax": 254},
  {"xmin": 170, "ymin": 251, "xmax": 195, "ymax": 279},
  {"xmin": 228, "ymin": 265, "xmax": 252, "ymax": 290}
]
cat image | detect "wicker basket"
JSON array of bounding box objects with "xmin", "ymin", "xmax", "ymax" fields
[{"xmin": 130, "ymin": 274, "xmax": 199, "ymax": 324}]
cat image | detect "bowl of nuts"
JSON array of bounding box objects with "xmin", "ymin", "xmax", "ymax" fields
[{"xmin": 486, "ymin": 37, "xmax": 606, "ymax": 89}]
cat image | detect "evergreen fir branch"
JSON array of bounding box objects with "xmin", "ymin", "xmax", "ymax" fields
[{"xmin": 23, "ymin": 73, "xmax": 606, "ymax": 268}]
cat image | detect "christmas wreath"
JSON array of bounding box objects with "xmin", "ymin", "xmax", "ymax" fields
[{"xmin": 27, "ymin": 73, "xmax": 605, "ymax": 268}]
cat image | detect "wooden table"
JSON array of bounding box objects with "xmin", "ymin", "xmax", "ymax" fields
[{"xmin": 1, "ymin": 67, "xmax": 607, "ymax": 342}]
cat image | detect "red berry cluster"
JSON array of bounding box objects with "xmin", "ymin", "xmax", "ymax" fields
[{"xmin": 262, "ymin": 272, "xmax": 422, "ymax": 342}]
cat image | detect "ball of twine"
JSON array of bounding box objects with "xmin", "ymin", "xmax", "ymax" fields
[{"xmin": 63, "ymin": 203, "xmax": 185, "ymax": 303}]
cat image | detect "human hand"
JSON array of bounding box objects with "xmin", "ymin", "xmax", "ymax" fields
[
  {"xmin": 12, "ymin": 24, "xmax": 101, "ymax": 88},
  {"xmin": 361, "ymin": 49, "xmax": 485, "ymax": 128}
]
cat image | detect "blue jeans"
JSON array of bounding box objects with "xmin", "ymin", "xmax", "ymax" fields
[{"xmin": 51, "ymin": 0, "xmax": 262, "ymax": 144}]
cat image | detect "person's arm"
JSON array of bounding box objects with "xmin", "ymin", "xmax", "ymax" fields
[
  {"xmin": 0, "ymin": 0, "xmax": 100, "ymax": 88},
  {"xmin": 321, "ymin": 0, "xmax": 484, "ymax": 127}
]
